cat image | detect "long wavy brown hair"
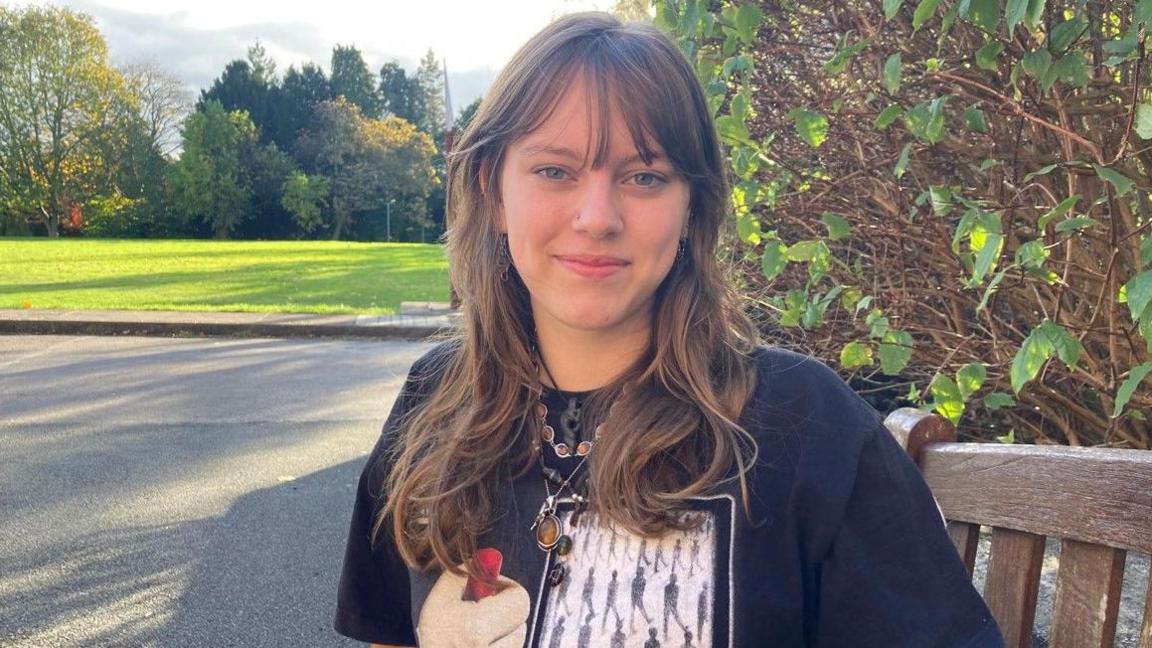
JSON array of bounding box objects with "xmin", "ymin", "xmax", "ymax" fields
[{"xmin": 376, "ymin": 12, "xmax": 761, "ymax": 579}]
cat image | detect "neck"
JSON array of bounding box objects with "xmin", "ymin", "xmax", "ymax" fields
[{"xmin": 535, "ymin": 320, "xmax": 650, "ymax": 392}]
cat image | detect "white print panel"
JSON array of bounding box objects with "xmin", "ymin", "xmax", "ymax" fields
[{"xmin": 536, "ymin": 509, "xmax": 720, "ymax": 648}]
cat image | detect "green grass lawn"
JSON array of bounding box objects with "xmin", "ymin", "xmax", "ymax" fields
[{"xmin": 0, "ymin": 238, "xmax": 450, "ymax": 315}]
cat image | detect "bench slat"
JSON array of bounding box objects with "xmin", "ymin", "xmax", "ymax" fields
[
  {"xmin": 918, "ymin": 444, "xmax": 1152, "ymax": 554},
  {"xmin": 984, "ymin": 528, "xmax": 1045, "ymax": 648},
  {"xmin": 1048, "ymin": 539, "xmax": 1125, "ymax": 648},
  {"xmin": 947, "ymin": 521, "xmax": 979, "ymax": 578}
]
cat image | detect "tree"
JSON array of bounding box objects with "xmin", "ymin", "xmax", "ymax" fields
[
  {"xmin": 170, "ymin": 101, "xmax": 258, "ymax": 239},
  {"xmin": 281, "ymin": 171, "xmax": 329, "ymax": 235},
  {"xmin": 197, "ymin": 58, "xmax": 276, "ymax": 144},
  {"xmin": 455, "ymin": 97, "xmax": 482, "ymax": 134},
  {"xmin": 378, "ymin": 61, "xmax": 425, "ymax": 126},
  {"xmin": 330, "ymin": 45, "xmax": 381, "ymax": 119},
  {"xmin": 121, "ymin": 60, "xmax": 193, "ymax": 159},
  {"xmin": 0, "ymin": 6, "xmax": 130, "ymax": 236},
  {"xmin": 275, "ymin": 63, "xmax": 331, "ymax": 152},
  {"xmin": 414, "ymin": 49, "xmax": 446, "ymax": 136},
  {"xmin": 294, "ymin": 98, "xmax": 437, "ymax": 240}
]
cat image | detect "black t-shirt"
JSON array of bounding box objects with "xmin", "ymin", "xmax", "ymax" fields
[{"xmin": 335, "ymin": 343, "xmax": 1004, "ymax": 647}]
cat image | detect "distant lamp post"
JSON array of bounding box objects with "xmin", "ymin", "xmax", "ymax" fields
[{"xmin": 386, "ymin": 198, "xmax": 396, "ymax": 242}]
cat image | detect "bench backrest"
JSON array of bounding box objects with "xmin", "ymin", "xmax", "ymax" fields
[{"xmin": 883, "ymin": 407, "xmax": 1152, "ymax": 648}]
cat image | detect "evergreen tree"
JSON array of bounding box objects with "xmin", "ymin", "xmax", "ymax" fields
[
  {"xmin": 414, "ymin": 49, "xmax": 445, "ymax": 136},
  {"xmin": 378, "ymin": 61, "xmax": 425, "ymax": 126},
  {"xmin": 330, "ymin": 45, "xmax": 381, "ymax": 119}
]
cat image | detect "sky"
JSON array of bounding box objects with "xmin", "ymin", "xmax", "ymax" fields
[{"xmin": 16, "ymin": 0, "xmax": 618, "ymax": 115}]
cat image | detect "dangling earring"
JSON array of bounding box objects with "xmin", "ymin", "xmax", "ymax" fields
[
  {"xmin": 499, "ymin": 234, "xmax": 512, "ymax": 282},
  {"xmin": 676, "ymin": 238, "xmax": 687, "ymax": 264}
]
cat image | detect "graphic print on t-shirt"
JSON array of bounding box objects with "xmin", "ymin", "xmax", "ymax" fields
[
  {"xmin": 529, "ymin": 496, "xmax": 733, "ymax": 648},
  {"xmin": 416, "ymin": 548, "xmax": 532, "ymax": 647}
]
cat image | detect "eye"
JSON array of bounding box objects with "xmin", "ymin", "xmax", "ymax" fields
[
  {"xmin": 535, "ymin": 166, "xmax": 569, "ymax": 181},
  {"xmin": 630, "ymin": 172, "xmax": 667, "ymax": 187}
]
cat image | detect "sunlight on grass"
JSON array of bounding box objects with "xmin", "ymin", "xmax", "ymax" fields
[{"xmin": 0, "ymin": 238, "xmax": 450, "ymax": 314}]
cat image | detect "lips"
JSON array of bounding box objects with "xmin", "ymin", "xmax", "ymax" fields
[{"xmin": 556, "ymin": 254, "xmax": 629, "ymax": 278}]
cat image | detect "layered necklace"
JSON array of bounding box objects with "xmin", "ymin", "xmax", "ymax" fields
[{"xmin": 529, "ymin": 355, "xmax": 598, "ymax": 585}]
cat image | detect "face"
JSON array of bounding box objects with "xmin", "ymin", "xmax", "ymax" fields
[{"xmin": 497, "ymin": 76, "xmax": 691, "ymax": 343}]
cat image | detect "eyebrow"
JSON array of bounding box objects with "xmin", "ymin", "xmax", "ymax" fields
[{"xmin": 520, "ymin": 143, "xmax": 666, "ymax": 167}]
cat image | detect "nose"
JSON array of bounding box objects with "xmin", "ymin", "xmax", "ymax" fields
[{"xmin": 572, "ymin": 173, "xmax": 623, "ymax": 238}]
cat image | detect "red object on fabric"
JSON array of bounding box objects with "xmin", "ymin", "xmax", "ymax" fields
[{"xmin": 462, "ymin": 547, "xmax": 503, "ymax": 601}]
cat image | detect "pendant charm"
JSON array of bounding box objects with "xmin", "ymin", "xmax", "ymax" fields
[
  {"xmin": 548, "ymin": 562, "xmax": 567, "ymax": 586},
  {"xmin": 535, "ymin": 513, "xmax": 563, "ymax": 551},
  {"xmin": 555, "ymin": 534, "xmax": 573, "ymax": 556}
]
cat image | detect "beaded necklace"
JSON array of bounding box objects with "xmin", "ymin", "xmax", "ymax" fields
[{"xmin": 530, "ymin": 354, "xmax": 598, "ymax": 585}]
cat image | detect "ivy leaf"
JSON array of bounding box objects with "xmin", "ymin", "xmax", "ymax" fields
[
  {"xmin": 976, "ymin": 41, "xmax": 1004, "ymax": 69},
  {"xmin": 894, "ymin": 142, "xmax": 912, "ymax": 178},
  {"xmin": 821, "ymin": 212, "xmax": 851, "ymax": 240},
  {"xmin": 1138, "ymin": 0, "xmax": 1152, "ymax": 25},
  {"xmin": 1093, "ymin": 164, "xmax": 1136, "ymax": 196},
  {"xmin": 1011, "ymin": 320, "xmax": 1083, "ymax": 393},
  {"xmin": 733, "ymin": 4, "xmax": 763, "ymax": 45},
  {"xmin": 779, "ymin": 290, "xmax": 806, "ymax": 327},
  {"xmin": 1051, "ymin": 52, "xmax": 1088, "ymax": 89},
  {"xmin": 913, "ymin": 0, "xmax": 944, "ymax": 30},
  {"xmin": 883, "ymin": 53, "xmax": 902, "ymax": 94},
  {"xmin": 878, "ymin": 330, "xmax": 914, "ymax": 375},
  {"xmin": 784, "ymin": 239, "xmax": 822, "ymax": 262},
  {"xmin": 957, "ymin": 362, "xmax": 987, "ymax": 399},
  {"xmin": 736, "ymin": 213, "xmax": 761, "ymax": 244},
  {"xmin": 788, "ymin": 108, "xmax": 828, "ymax": 148},
  {"xmin": 824, "ymin": 38, "xmax": 871, "ymax": 75},
  {"xmin": 1024, "ymin": 0, "xmax": 1045, "ymax": 30},
  {"xmin": 867, "ymin": 308, "xmax": 891, "ymax": 338},
  {"xmin": 730, "ymin": 92, "xmax": 750, "ymax": 121},
  {"xmin": 1142, "ymin": 235, "xmax": 1152, "ymax": 268},
  {"xmin": 964, "ymin": 0, "xmax": 1000, "ymax": 32},
  {"xmin": 976, "ymin": 269, "xmax": 1006, "ymax": 313},
  {"xmin": 1015, "ymin": 239, "xmax": 1049, "ymax": 270},
  {"xmin": 964, "ymin": 106, "xmax": 988, "ymax": 133},
  {"xmin": 929, "ymin": 185, "xmax": 953, "ymax": 216},
  {"xmin": 984, "ymin": 392, "xmax": 1017, "ymax": 410},
  {"xmin": 1136, "ymin": 103, "xmax": 1152, "ymax": 139},
  {"xmin": 1022, "ymin": 48, "xmax": 1052, "ymax": 79},
  {"xmin": 716, "ymin": 115, "xmax": 751, "ymax": 143},
  {"xmin": 840, "ymin": 341, "xmax": 874, "ymax": 369},
  {"xmin": 1054, "ymin": 217, "xmax": 1099, "ymax": 234},
  {"xmin": 884, "ymin": 0, "xmax": 904, "ymax": 20},
  {"xmin": 929, "ymin": 374, "xmax": 965, "ymax": 424},
  {"xmin": 875, "ymin": 104, "xmax": 904, "ymax": 129},
  {"xmin": 1049, "ymin": 17, "xmax": 1086, "ymax": 53},
  {"xmin": 1037, "ymin": 195, "xmax": 1079, "ymax": 229},
  {"xmin": 1022, "ymin": 163, "xmax": 1059, "ymax": 183},
  {"xmin": 761, "ymin": 240, "xmax": 787, "ymax": 280},
  {"xmin": 1113, "ymin": 361, "xmax": 1152, "ymax": 418},
  {"xmin": 1005, "ymin": 0, "xmax": 1028, "ymax": 33},
  {"xmin": 1122, "ymin": 269, "xmax": 1152, "ymax": 323},
  {"xmin": 970, "ymin": 212, "xmax": 1004, "ymax": 285}
]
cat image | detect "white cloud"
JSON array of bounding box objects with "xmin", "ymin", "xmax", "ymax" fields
[{"xmin": 18, "ymin": 0, "xmax": 614, "ymax": 113}]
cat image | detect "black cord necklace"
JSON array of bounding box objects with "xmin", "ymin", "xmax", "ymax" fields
[{"xmin": 531, "ymin": 352, "xmax": 594, "ymax": 585}]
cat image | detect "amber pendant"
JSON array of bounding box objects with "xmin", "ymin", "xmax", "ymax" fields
[{"xmin": 535, "ymin": 513, "xmax": 563, "ymax": 551}]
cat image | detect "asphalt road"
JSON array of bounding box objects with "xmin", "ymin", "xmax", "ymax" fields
[{"xmin": 0, "ymin": 335, "xmax": 435, "ymax": 647}]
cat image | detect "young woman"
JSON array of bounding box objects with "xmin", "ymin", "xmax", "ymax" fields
[{"xmin": 336, "ymin": 12, "xmax": 1002, "ymax": 648}]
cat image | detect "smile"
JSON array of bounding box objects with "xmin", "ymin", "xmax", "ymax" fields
[{"xmin": 555, "ymin": 255, "xmax": 629, "ymax": 279}]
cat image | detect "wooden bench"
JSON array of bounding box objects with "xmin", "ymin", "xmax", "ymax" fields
[{"xmin": 883, "ymin": 408, "xmax": 1152, "ymax": 648}]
